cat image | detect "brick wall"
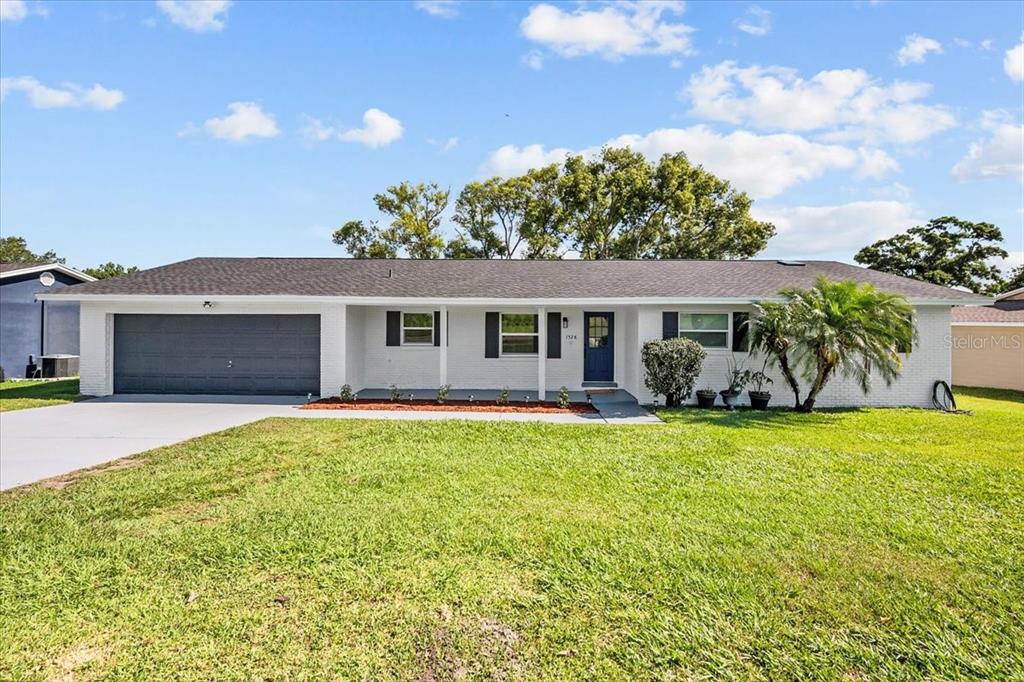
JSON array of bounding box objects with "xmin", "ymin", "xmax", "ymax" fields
[{"xmin": 633, "ymin": 304, "xmax": 951, "ymax": 408}]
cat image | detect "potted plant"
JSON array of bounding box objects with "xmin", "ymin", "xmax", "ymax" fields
[
  {"xmin": 696, "ymin": 386, "xmax": 717, "ymax": 408},
  {"xmin": 746, "ymin": 366, "xmax": 773, "ymax": 410},
  {"xmin": 719, "ymin": 357, "xmax": 747, "ymax": 410}
]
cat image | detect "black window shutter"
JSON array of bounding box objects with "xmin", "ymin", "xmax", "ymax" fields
[
  {"xmin": 546, "ymin": 312, "xmax": 561, "ymax": 359},
  {"xmin": 732, "ymin": 312, "xmax": 750, "ymax": 352},
  {"xmin": 433, "ymin": 311, "xmax": 441, "ymax": 347},
  {"xmin": 386, "ymin": 311, "xmax": 401, "ymax": 346},
  {"xmin": 485, "ymin": 312, "xmax": 499, "ymax": 358},
  {"xmin": 662, "ymin": 311, "xmax": 678, "ymax": 339}
]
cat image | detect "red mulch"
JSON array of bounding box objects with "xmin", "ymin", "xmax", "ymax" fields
[{"xmin": 301, "ymin": 398, "xmax": 598, "ymax": 414}]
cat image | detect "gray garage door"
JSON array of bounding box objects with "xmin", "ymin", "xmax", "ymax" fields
[{"xmin": 113, "ymin": 314, "xmax": 320, "ymax": 395}]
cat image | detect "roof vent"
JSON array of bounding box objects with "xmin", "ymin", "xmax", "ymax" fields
[{"xmin": 776, "ymin": 260, "xmax": 805, "ymax": 266}]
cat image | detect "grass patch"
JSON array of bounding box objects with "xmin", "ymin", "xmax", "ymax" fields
[
  {"xmin": 0, "ymin": 378, "xmax": 83, "ymax": 412},
  {"xmin": 1, "ymin": 391, "xmax": 1022, "ymax": 679}
]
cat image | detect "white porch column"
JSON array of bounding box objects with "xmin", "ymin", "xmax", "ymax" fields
[
  {"xmin": 79, "ymin": 304, "xmax": 114, "ymax": 396},
  {"xmin": 320, "ymin": 304, "xmax": 347, "ymax": 398},
  {"xmin": 537, "ymin": 306, "xmax": 546, "ymax": 402},
  {"xmin": 439, "ymin": 304, "xmax": 448, "ymax": 387}
]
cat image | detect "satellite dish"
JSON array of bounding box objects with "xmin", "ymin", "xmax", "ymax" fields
[{"xmin": 39, "ymin": 271, "xmax": 55, "ymax": 287}]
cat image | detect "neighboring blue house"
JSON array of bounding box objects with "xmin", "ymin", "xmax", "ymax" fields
[{"xmin": 0, "ymin": 262, "xmax": 95, "ymax": 379}]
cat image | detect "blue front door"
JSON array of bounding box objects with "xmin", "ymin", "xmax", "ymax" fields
[{"xmin": 584, "ymin": 312, "xmax": 614, "ymax": 382}]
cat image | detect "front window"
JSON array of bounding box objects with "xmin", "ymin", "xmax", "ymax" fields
[
  {"xmin": 679, "ymin": 313, "xmax": 729, "ymax": 348},
  {"xmin": 501, "ymin": 313, "xmax": 538, "ymax": 355},
  {"xmin": 402, "ymin": 312, "xmax": 434, "ymax": 345}
]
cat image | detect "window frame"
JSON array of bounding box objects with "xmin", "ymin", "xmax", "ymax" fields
[
  {"xmin": 499, "ymin": 312, "xmax": 540, "ymax": 357},
  {"xmin": 678, "ymin": 311, "xmax": 731, "ymax": 350},
  {"xmin": 400, "ymin": 311, "xmax": 435, "ymax": 346}
]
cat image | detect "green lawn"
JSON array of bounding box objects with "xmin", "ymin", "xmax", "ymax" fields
[
  {"xmin": 0, "ymin": 378, "xmax": 82, "ymax": 412},
  {"xmin": 1, "ymin": 388, "xmax": 1022, "ymax": 680}
]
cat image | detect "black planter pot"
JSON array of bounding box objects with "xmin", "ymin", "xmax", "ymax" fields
[
  {"xmin": 749, "ymin": 391, "xmax": 772, "ymax": 410},
  {"xmin": 720, "ymin": 390, "xmax": 742, "ymax": 410},
  {"xmin": 696, "ymin": 391, "xmax": 717, "ymax": 408}
]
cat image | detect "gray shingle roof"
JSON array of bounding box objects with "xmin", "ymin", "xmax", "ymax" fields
[{"xmin": 44, "ymin": 257, "xmax": 985, "ymax": 301}]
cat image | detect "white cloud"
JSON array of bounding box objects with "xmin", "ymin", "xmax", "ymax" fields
[
  {"xmin": 0, "ymin": 0, "xmax": 26, "ymax": 21},
  {"xmin": 413, "ymin": 0, "xmax": 458, "ymax": 18},
  {"xmin": 427, "ymin": 136, "xmax": 459, "ymax": 152},
  {"xmin": 521, "ymin": 50, "xmax": 544, "ymax": 70},
  {"xmin": 953, "ymin": 37, "xmax": 971, "ymax": 48},
  {"xmin": 684, "ymin": 60, "xmax": 956, "ymax": 144},
  {"xmin": 734, "ymin": 5, "xmax": 771, "ymax": 36},
  {"xmin": 980, "ymin": 39, "xmax": 994, "ymax": 51},
  {"xmin": 856, "ymin": 147, "xmax": 901, "ymax": 179},
  {"xmin": 482, "ymin": 125, "xmax": 895, "ymax": 199},
  {"xmin": 301, "ymin": 116, "xmax": 335, "ymax": 143},
  {"xmin": 202, "ymin": 101, "xmax": 279, "ymax": 142},
  {"xmin": 483, "ymin": 143, "xmax": 574, "ymax": 177},
  {"xmin": 895, "ymin": 34, "xmax": 942, "ymax": 66},
  {"xmin": 305, "ymin": 109, "xmax": 403, "ymax": 148},
  {"xmin": 156, "ymin": 0, "xmax": 230, "ymax": 32},
  {"xmin": 755, "ymin": 201, "xmax": 922, "ymax": 259},
  {"xmin": 1004, "ymin": 38, "xmax": 1024, "ymax": 82},
  {"xmin": 520, "ymin": 1, "xmax": 694, "ymax": 61},
  {"xmin": 0, "ymin": 76, "xmax": 124, "ymax": 110},
  {"xmin": 338, "ymin": 108, "xmax": 404, "ymax": 148},
  {"xmin": 951, "ymin": 116, "xmax": 1024, "ymax": 182},
  {"xmin": 993, "ymin": 250, "xmax": 1024, "ymax": 274}
]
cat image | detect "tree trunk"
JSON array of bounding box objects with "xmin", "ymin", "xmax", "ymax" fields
[
  {"xmin": 665, "ymin": 393, "xmax": 677, "ymax": 408},
  {"xmin": 777, "ymin": 353, "xmax": 802, "ymax": 409},
  {"xmin": 800, "ymin": 360, "xmax": 834, "ymax": 412}
]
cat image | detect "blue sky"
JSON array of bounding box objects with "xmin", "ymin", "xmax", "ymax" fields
[{"xmin": 1, "ymin": 0, "xmax": 1022, "ymax": 271}]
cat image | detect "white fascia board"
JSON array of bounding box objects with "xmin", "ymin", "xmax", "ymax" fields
[
  {"xmin": 0, "ymin": 263, "xmax": 96, "ymax": 282},
  {"xmin": 35, "ymin": 293, "xmax": 985, "ymax": 306},
  {"xmin": 951, "ymin": 321, "xmax": 1024, "ymax": 327}
]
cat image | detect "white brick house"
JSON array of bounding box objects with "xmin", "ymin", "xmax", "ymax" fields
[{"xmin": 40, "ymin": 258, "xmax": 988, "ymax": 408}]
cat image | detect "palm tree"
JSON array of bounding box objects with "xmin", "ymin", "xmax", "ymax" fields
[
  {"xmin": 749, "ymin": 301, "xmax": 803, "ymax": 409},
  {"xmin": 781, "ymin": 277, "xmax": 916, "ymax": 412}
]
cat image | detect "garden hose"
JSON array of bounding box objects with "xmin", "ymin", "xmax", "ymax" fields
[{"xmin": 932, "ymin": 380, "xmax": 972, "ymax": 415}]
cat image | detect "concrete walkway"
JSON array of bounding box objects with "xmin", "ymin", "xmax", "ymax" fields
[{"xmin": 1, "ymin": 394, "xmax": 660, "ymax": 490}]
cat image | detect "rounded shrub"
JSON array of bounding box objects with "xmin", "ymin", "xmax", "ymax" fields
[{"xmin": 641, "ymin": 337, "xmax": 707, "ymax": 407}]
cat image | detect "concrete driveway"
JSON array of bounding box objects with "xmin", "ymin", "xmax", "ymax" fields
[
  {"xmin": 1, "ymin": 394, "xmax": 659, "ymax": 490},
  {"xmin": 0, "ymin": 396, "xmax": 303, "ymax": 490}
]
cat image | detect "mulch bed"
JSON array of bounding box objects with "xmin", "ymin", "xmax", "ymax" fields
[{"xmin": 301, "ymin": 398, "xmax": 598, "ymax": 414}]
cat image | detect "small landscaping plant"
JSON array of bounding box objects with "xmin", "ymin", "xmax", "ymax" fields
[
  {"xmin": 496, "ymin": 387, "xmax": 510, "ymax": 405},
  {"xmin": 696, "ymin": 386, "xmax": 717, "ymax": 409},
  {"xmin": 436, "ymin": 384, "xmax": 451, "ymax": 405},
  {"xmin": 558, "ymin": 386, "xmax": 571, "ymax": 409},
  {"xmin": 641, "ymin": 337, "xmax": 706, "ymax": 407},
  {"xmin": 744, "ymin": 366, "xmax": 774, "ymax": 410},
  {"xmin": 389, "ymin": 384, "xmax": 401, "ymax": 401},
  {"xmin": 339, "ymin": 384, "xmax": 354, "ymax": 402},
  {"xmin": 720, "ymin": 357, "xmax": 747, "ymax": 409}
]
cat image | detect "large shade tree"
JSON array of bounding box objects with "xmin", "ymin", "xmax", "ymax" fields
[
  {"xmin": 0, "ymin": 236, "xmax": 64, "ymax": 264},
  {"xmin": 446, "ymin": 165, "xmax": 566, "ymax": 259},
  {"xmin": 854, "ymin": 216, "xmax": 1008, "ymax": 294},
  {"xmin": 334, "ymin": 182, "xmax": 449, "ymax": 259},
  {"xmin": 558, "ymin": 148, "xmax": 775, "ymax": 260},
  {"xmin": 0, "ymin": 236, "xmax": 136, "ymax": 278},
  {"xmin": 334, "ymin": 147, "xmax": 774, "ymax": 261}
]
